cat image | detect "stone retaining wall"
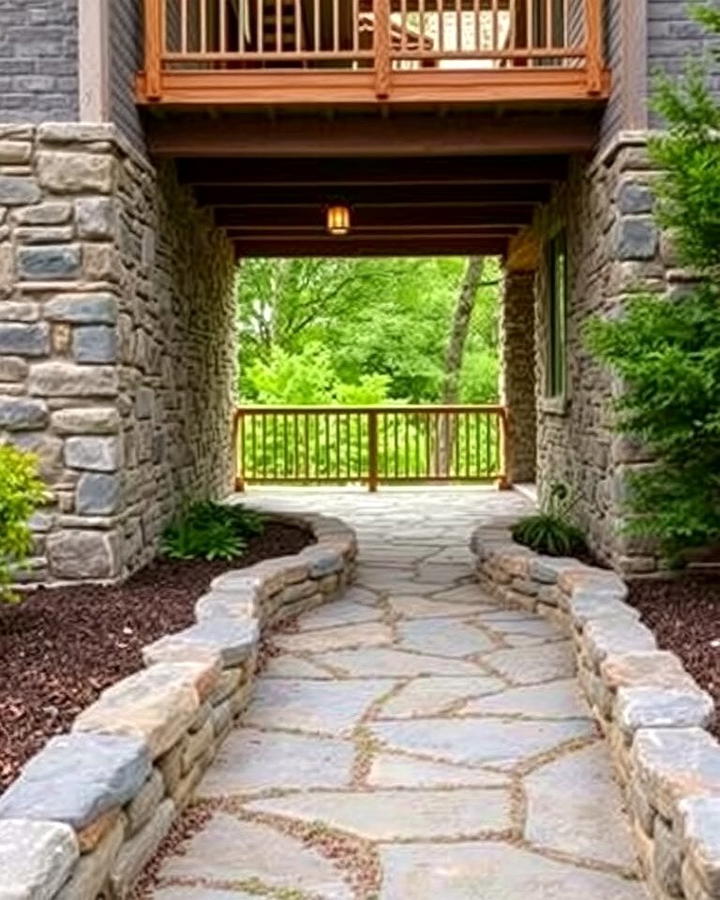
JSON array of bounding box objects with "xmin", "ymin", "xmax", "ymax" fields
[
  {"xmin": 0, "ymin": 122, "xmax": 236, "ymax": 584},
  {"xmin": 0, "ymin": 509, "xmax": 357, "ymax": 900},
  {"xmin": 471, "ymin": 524, "xmax": 720, "ymax": 900}
]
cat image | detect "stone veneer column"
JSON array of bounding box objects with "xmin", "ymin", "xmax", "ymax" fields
[
  {"xmin": 0, "ymin": 123, "xmax": 236, "ymax": 584},
  {"xmin": 532, "ymin": 133, "xmax": 683, "ymax": 575},
  {"xmin": 500, "ymin": 270, "xmax": 537, "ymax": 484}
]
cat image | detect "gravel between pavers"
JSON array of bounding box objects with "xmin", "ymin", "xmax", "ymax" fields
[
  {"xmin": 629, "ymin": 572, "xmax": 720, "ymax": 739},
  {"xmin": 0, "ymin": 522, "xmax": 312, "ymax": 792}
]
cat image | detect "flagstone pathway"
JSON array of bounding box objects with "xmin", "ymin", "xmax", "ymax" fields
[{"xmin": 151, "ymin": 488, "xmax": 648, "ymax": 900}]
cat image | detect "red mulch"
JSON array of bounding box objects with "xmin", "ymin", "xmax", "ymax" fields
[
  {"xmin": 0, "ymin": 522, "xmax": 312, "ymax": 793},
  {"xmin": 628, "ymin": 572, "xmax": 720, "ymax": 738}
]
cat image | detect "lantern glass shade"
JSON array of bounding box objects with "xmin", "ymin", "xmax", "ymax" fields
[{"xmin": 326, "ymin": 204, "xmax": 351, "ymax": 235}]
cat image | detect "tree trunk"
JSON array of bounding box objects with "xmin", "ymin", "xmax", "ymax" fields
[{"xmin": 437, "ymin": 256, "xmax": 485, "ymax": 475}]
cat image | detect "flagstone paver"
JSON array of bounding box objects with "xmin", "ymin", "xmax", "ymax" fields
[{"xmin": 151, "ymin": 488, "xmax": 647, "ymax": 900}]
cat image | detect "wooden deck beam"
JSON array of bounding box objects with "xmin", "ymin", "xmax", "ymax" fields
[
  {"xmin": 148, "ymin": 112, "xmax": 602, "ymax": 159},
  {"xmin": 232, "ymin": 234, "xmax": 510, "ymax": 257}
]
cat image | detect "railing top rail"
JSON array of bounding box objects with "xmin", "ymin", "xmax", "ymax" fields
[{"xmin": 235, "ymin": 405, "xmax": 507, "ymax": 415}]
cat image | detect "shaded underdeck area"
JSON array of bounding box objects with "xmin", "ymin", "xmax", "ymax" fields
[{"xmin": 149, "ymin": 487, "xmax": 647, "ymax": 899}]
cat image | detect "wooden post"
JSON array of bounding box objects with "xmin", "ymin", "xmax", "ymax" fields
[
  {"xmin": 373, "ymin": 0, "xmax": 392, "ymax": 100},
  {"xmin": 233, "ymin": 411, "xmax": 246, "ymax": 492},
  {"xmin": 497, "ymin": 409, "xmax": 512, "ymax": 491},
  {"xmin": 144, "ymin": 0, "xmax": 164, "ymax": 101},
  {"xmin": 584, "ymin": 0, "xmax": 603, "ymax": 95},
  {"xmin": 368, "ymin": 410, "xmax": 379, "ymax": 492}
]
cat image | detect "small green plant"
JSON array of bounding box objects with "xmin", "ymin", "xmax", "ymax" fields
[
  {"xmin": 0, "ymin": 444, "xmax": 47, "ymax": 602},
  {"xmin": 511, "ymin": 482, "xmax": 587, "ymax": 558},
  {"xmin": 161, "ymin": 501, "xmax": 264, "ymax": 562}
]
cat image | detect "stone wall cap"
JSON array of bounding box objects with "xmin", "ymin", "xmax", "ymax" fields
[
  {"xmin": 582, "ymin": 616, "xmax": 656, "ymax": 666},
  {"xmin": 73, "ymin": 662, "xmax": 218, "ymax": 758},
  {"xmin": 679, "ymin": 796, "xmax": 720, "ymax": 894},
  {"xmin": 194, "ymin": 590, "xmax": 257, "ymax": 622},
  {"xmin": 0, "ymin": 818, "xmax": 78, "ymax": 900},
  {"xmin": 601, "ymin": 651, "xmax": 700, "ymax": 691},
  {"xmin": 567, "ymin": 592, "xmax": 641, "ymax": 628},
  {"xmin": 616, "ymin": 685, "xmax": 715, "ymax": 738},
  {"xmin": 142, "ymin": 617, "xmax": 259, "ymax": 668},
  {"xmin": 0, "ymin": 733, "xmax": 151, "ymax": 830},
  {"xmin": 298, "ymin": 545, "xmax": 344, "ymax": 576}
]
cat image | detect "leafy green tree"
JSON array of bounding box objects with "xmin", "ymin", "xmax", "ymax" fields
[
  {"xmin": 236, "ymin": 256, "xmax": 500, "ymax": 404},
  {"xmin": 586, "ymin": 5, "xmax": 720, "ymax": 564}
]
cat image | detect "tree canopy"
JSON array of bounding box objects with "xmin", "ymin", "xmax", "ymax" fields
[{"xmin": 236, "ymin": 256, "xmax": 501, "ymax": 405}]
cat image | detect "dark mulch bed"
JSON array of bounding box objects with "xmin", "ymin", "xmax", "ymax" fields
[
  {"xmin": 0, "ymin": 521, "xmax": 312, "ymax": 793},
  {"xmin": 628, "ymin": 572, "xmax": 720, "ymax": 738}
]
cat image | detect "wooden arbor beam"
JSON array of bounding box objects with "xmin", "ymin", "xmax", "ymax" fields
[
  {"xmin": 232, "ymin": 234, "xmax": 511, "ymax": 257},
  {"xmin": 215, "ymin": 204, "xmax": 535, "ymax": 229},
  {"xmin": 148, "ymin": 113, "xmax": 601, "ymax": 159},
  {"xmin": 176, "ymin": 155, "xmax": 569, "ymax": 187}
]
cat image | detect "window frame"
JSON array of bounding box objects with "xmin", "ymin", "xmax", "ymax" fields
[{"xmin": 545, "ymin": 229, "xmax": 568, "ymax": 403}]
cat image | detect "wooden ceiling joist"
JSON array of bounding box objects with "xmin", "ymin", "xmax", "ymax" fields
[{"xmin": 232, "ymin": 234, "xmax": 510, "ymax": 257}]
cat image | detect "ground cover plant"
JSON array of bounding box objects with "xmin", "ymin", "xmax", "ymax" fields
[
  {"xmin": 511, "ymin": 482, "xmax": 587, "ymax": 558},
  {"xmin": 162, "ymin": 500, "xmax": 264, "ymax": 561},
  {"xmin": 587, "ymin": 4, "xmax": 720, "ymax": 567},
  {"xmin": 0, "ymin": 445, "xmax": 46, "ymax": 603}
]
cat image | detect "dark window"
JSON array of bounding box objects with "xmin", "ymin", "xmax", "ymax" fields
[{"xmin": 546, "ymin": 231, "xmax": 567, "ymax": 399}]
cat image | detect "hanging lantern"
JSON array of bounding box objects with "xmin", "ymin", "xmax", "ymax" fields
[{"xmin": 326, "ymin": 204, "xmax": 351, "ymax": 236}]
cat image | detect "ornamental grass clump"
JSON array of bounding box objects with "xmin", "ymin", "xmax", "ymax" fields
[
  {"xmin": 586, "ymin": 4, "xmax": 720, "ymax": 567},
  {"xmin": 0, "ymin": 444, "xmax": 47, "ymax": 602},
  {"xmin": 512, "ymin": 482, "xmax": 587, "ymax": 558},
  {"xmin": 161, "ymin": 500, "xmax": 265, "ymax": 561}
]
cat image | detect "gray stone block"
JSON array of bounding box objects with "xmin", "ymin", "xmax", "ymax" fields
[
  {"xmin": 0, "ymin": 396, "xmax": 47, "ymax": 431},
  {"xmin": 300, "ymin": 546, "xmax": 344, "ymax": 577},
  {"xmin": 618, "ymin": 181, "xmax": 655, "ymax": 215},
  {"xmin": 46, "ymin": 530, "xmax": 118, "ymax": 580},
  {"xmin": 679, "ymin": 796, "xmax": 720, "ymax": 895},
  {"xmin": 0, "ymin": 176, "xmax": 41, "ymax": 205},
  {"xmin": 65, "ymin": 436, "xmax": 121, "ymax": 472},
  {"xmin": 54, "ymin": 815, "xmax": 124, "ymax": 900},
  {"xmin": 16, "ymin": 202, "xmax": 72, "ymax": 226},
  {"xmin": 0, "ymin": 733, "xmax": 151, "ymax": 830},
  {"xmin": 17, "ymin": 245, "xmax": 81, "ymax": 281},
  {"xmin": 582, "ymin": 617, "xmax": 656, "ymax": 667},
  {"xmin": 28, "ymin": 362, "xmax": 119, "ymax": 398},
  {"xmin": 615, "ymin": 218, "xmax": 659, "ymax": 261},
  {"xmin": 654, "ymin": 815, "xmax": 683, "ymax": 897},
  {"xmin": 0, "ymin": 322, "xmax": 49, "ymax": 356},
  {"xmin": 617, "ymin": 686, "xmax": 714, "ymax": 740},
  {"xmin": 135, "ymin": 387, "xmax": 154, "ymax": 420},
  {"xmin": 44, "ymin": 293, "xmax": 118, "ymax": 324},
  {"xmin": 36, "ymin": 151, "xmax": 114, "ymax": 194},
  {"xmin": 0, "ymin": 819, "xmax": 78, "ymax": 900},
  {"xmin": 632, "ymin": 728, "xmax": 720, "ymax": 822},
  {"xmin": 76, "ymin": 473, "xmax": 121, "ymax": 515},
  {"xmin": 51, "ymin": 406, "xmax": 120, "ymax": 435},
  {"xmin": 72, "ymin": 325, "xmax": 118, "ymax": 363},
  {"xmin": 143, "ymin": 618, "xmax": 259, "ymax": 668},
  {"xmin": 0, "ymin": 357, "xmax": 29, "ymax": 382},
  {"xmin": 75, "ymin": 197, "xmax": 118, "ymax": 240}
]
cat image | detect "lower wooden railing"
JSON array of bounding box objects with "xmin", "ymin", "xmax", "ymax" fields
[{"xmin": 233, "ymin": 405, "xmax": 509, "ymax": 491}]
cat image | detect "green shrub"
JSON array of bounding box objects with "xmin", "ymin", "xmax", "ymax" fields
[
  {"xmin": 586, "ymin": 5, "xmax": 720, "ymax": 566},
  {"xmin": 0, "ymin": 444, "xmax": 47, "ymax": 602},
  {"xmin": 161, "ymin": 501, "xmax": 264, "ymax": 562},
  {"xmin": 511, "ymin": 482, "xmax": 587, "ymax": 558}
]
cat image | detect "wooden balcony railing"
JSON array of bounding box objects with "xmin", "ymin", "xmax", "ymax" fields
[
  {"xmin": 137, "ymin": 0, "xmax": 608, "ymax": 105},
  {"xmin": 233, "ymin": 405, "xmax": 509, "ymax": 491}
]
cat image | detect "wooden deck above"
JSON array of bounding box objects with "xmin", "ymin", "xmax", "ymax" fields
[{"xmin": 137, "ymin": 0, "xmax": 609, "ymax": 108}]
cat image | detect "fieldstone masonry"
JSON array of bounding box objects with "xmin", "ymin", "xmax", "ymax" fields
[
  {"xmin": 500, "ymin": 269, "xmax": 537, "ymax": 483},
  {"xmin": 0, "ymin": 123, "xmax": 236, "ymax": 583},
  {"xmin": 532, "ymin": 134, "xmax": 684, "ymax": 574}
]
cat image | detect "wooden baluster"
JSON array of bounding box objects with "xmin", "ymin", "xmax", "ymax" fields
[
  {"xmin": 373, "ymin": 0, "xmax": 392, "ymax": 98},
  {"xmin": 584, "ymin": 0, "xmax": 603, "ymax": 93},
  {"xmin": 220, "ymin": 0, "xmax": 227, "ymax": 53},
  {"xmin": 181, "ymin": 0, "xmax": 188, "ymax": 52},
  {"xmin": 368, "ymin": 411, "xmax": 379, "ymax": 492},
  {"xmin": 144, "ymin": 0, "xmax": 164, "ymax": 101}
]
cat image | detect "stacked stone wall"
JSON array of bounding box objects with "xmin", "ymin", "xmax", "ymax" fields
[
  {"xmin": 0, "ymin": 511, "xmax": 358, "ymax": 899},
  {"xmin": 472, "ymin": 527, "xmax": 720, "ymax": 900},
  {"xmin": 0, "ymin": 123, "xmax": 236, "ymax": 583},
  {"xmin": 534, "ymin": 135, "xmax": 681, "ymax": 575}
]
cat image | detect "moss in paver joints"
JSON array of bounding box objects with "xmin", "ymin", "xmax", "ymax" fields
[{"xmin": 227, "ymin": 805, "xmax": 382, "ymax": 900}]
